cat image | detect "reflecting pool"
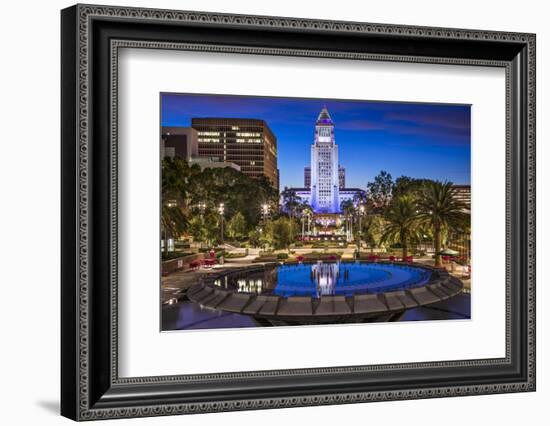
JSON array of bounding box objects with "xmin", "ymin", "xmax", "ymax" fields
[{"xmin": 211, "ymin": 262, "xmax": 432, "ymax": 298}]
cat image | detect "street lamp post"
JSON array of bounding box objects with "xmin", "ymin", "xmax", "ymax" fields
[
  {"xmin": 261, "ymin": 203, "xmax": 269, "ymax": 251},
  {"xmin": 261, "ymin": 203, "xmax": 269, "ymax": 226},
  {"xmin": 358, "ymin": 205, "xmax": 365, "ymax": 256},
  {"xmin": 197, "ymin": 202, "xmax": 206, "ymax": 248},
  {"xmin": 218, "ymin": 203, "xmax": 225, "ymax": 244},
  {"xmin": 198, "ymin": 202, "xmax": 206, "ymax": 217}
]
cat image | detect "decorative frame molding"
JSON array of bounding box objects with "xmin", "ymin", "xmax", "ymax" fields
[{"xmin": 61, "ymin": 4, "xmax": 535, "ymax": 421}]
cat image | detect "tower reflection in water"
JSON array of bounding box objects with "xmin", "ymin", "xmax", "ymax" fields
[
  {"xmin": 311, "ymin": 262, "xmax": 339, "ymax": 296},
  {"xmin": 213, "ymin": 262, "xmax": 356, "ymax": 298}
]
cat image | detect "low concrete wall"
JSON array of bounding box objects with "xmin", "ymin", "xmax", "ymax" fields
[{"xmin": 162, "ymin": 253, "xmax": 205, "ymax": 276}]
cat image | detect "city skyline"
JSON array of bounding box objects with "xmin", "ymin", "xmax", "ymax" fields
[{"xmin": 161, "ymin": 93, "xmax": 471, "ymax": 190}]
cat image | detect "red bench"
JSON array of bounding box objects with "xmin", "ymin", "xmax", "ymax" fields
[{"xmin": 189, "ymin": 260, "xmax": 201, "ymax": 270}]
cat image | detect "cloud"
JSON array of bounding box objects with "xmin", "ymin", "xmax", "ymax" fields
[
  {"xmin": 376, "ymin": 108, "xmax": 471, "ymax": 146},
  {"xmin": 336, "ymin": 119, "xmax": 387, "ymax": 131},
  {"xmin": 385, "ymin": 109, "xmax": 470, "ymax": 130}
]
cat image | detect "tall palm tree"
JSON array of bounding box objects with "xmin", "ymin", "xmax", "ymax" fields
[
  {"xmin": 281, "ymin": 187, "xmax": 301, "ymax": 218},
  {"xmin": 381, "ymin": 195, "xmax": 419, "ymax": 260},
  {"xmin": 340, "ymin": 199, "xmax": 355, "ymax": 241},
  {"xmin": 298, "ymin": 201, "xmax": 313, "ymax": 238},
  {"xmin": 416, "ymin": 181, "xmax": 469, "ymax": 267},
  {"xmin": 361, "ymin": 214, "xmax": 384, "ymax": 253}
]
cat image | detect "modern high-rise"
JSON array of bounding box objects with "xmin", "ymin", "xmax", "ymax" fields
[
  {"xmin": 161, "ymin": 126, "xmax": 240, "ymax": 171},
  {"xmin": 310, "ymin": 106, "xmax": 340, "ymax": 213},
  {"xmin": 191, "ymin": 118, "xmax": 278, "ymax": 189},
  {"xmin": 161, "ymin": 127, "xmax": 199, "ymax": 161},
  {"xmin": 452, "ymin": 184, "xmax": 471, "ymax": 209}
]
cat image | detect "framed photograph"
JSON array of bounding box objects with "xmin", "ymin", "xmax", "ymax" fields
[{"xmin": 61, "ymin": 4, "xmax": 536, "ymax": 421}]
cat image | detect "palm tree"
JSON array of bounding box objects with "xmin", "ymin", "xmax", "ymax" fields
[
  {"xmin": 380, "ymin": 195, "xmax": 419, "ymax": 260},
  {"xmin": 361, "ymin": 214, "xmax": 385, "ymax": 253},
  {"xmin": 416, "ymin": 181, "xmax": 469, "ymax": 267},
  {"xmin": 340, "ymin": 199, "xmax": 355, "ymax": 241},
  {"xmin": 298, "ymin": 201, "xmax": 313, "ymax": 238},
  {"xmin": 281, "ymin": 187, "xmax": 301, "ymax": 217}
]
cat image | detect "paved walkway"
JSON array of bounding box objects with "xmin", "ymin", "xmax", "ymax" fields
[
  {"xmin": 161, "ymin": 257, "xmax": 262, "ymax": 302},
  {"xmin": 161, "ymin": 268, "xmax": 213, "ymax": 303}
]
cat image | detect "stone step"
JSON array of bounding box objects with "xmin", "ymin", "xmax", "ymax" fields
[
  {"xmin": 278, "ymin": 297, "xmax": 313, "ymax": 316},
  {"xmin": 353, "ymin": 294, "xmax": 388, "ymax": 314},
  {"xmin": 314, "ymin": 296, "xmax": 351, "ymax": 316}
]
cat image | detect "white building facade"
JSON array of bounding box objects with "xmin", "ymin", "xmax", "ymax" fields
[{"xmin": 310, "ymin": 106, "xmax": 340, "ymax": 213}]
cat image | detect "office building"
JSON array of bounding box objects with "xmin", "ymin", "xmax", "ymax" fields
[{"xmin": 191, "ymin": 118, "xmax": 278, "ymax": 189}]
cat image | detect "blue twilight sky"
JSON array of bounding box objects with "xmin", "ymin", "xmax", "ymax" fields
[{"xmin": 161, "ymin": 93, "xmax": 471, "ymax": 190}]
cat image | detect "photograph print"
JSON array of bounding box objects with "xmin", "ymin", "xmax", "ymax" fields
[{"xmin": 160, "ymin": 94, "xmax": 471, "ymax": 331}]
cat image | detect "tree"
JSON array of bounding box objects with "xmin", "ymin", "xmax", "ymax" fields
[
  {"xmin": 161, "ymin": 202, "xmax": 188, "ymax": 254},
  {"xmin": 393, "ymin": 176, "xmax": 430, "ymax": 198},
  {"xmin": 367, "ymin": 170, "xmax": 394, "ymax": 212},
  {"xmin": 227, "ymin": 211, "xmax": 247, "ymax": 240},
  {"xmin": 340, "ymin": 199, "xmax": 356, "ymax": 240},
  {"xmin": 271, "ymin": 217, "xmax": 298, "ymax": 252},
  {"xmin": 247, "ymin": 228, "xmax": 262, "ymax": 248},
  {"xmin": 161, "ymin": 158, "xmax": 194, "ymax": 253},
  {"xmin": 360, "ymin": 214, "xmax": 385, "ymax": 253},
  {"xmin": 188, "ymin": 211, "xmax": 219, "ymax": 247},
  {"xmin": 340, "ymin": 199, "xmax": 354, "ymax": 214},
  {"xmin": 259, "ymin": 221, "xmax": 274, "ymax": 251},
  {"xmin": 162, "ymin": 158, "xmax": 279, "ymax": 248},
  {"xmin": 297, "ymin": 201, "xmax": 313, "ymax": 237},
  {"xmin": 380, "ymin": 195, "xmax": 420, "ymax": 260},
  {"xmin": 352, "ymin": 190, "xmax": 368, "ymax": 208},
  {"xmin": 281, "ymin": 187, "xmax": 301, "ymax": 218},
  {"xmin": 416, "ymin": 181, "xmax": 470, "ymax": 267},
  {"xmin": 162, "ymin": 157, "xmax": 193, "ymax": 205}
]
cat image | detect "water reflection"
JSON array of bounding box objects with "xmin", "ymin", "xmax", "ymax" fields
[
  {"xmin": 236, "ymin": 278, "xmax": 264, "ymax": 294},
  {"xmin": 210, "ymin": 262, "xmax": 431, "ymax": 298},
  {"xmin": 311, "ymin": 262, "xmax": 339, "ymax": 296}
]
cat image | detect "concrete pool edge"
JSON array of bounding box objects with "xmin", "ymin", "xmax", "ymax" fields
[{"xmin": 187, "ymin": 262, "xmax": 465, "ymax": 324}]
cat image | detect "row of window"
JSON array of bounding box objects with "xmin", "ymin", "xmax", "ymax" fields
[
  {"xmin": 194, "ymin": 126, "xmax": 264, "ymax": 131},
  {"xmin": 197, "ymin": 138, "xmax": 263, "ymax": 144},
  {"xmin": 198, "ymin": 143, "xmax": 265, "ymax": 148}
]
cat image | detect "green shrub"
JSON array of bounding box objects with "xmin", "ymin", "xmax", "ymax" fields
[
  {"xmin": 161, "ymin": 251, "xmax": 193, "ymax": 261},
  {"xmin": 225, "ymin": 252, "xmax": 247, "ymax": 259},
  {"xmin": 276, "ymin": 253, "xmax": 289, "ymax": 260}
]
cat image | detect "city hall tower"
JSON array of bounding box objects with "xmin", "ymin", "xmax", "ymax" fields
[{"xmin": 310, "ymin": 106, "xmax": 340, "ymax": 213}]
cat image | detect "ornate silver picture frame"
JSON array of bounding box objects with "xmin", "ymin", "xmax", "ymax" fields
[{"xmin": 61, "ymin": 4, "xmax": 535, "ymax": 421}]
